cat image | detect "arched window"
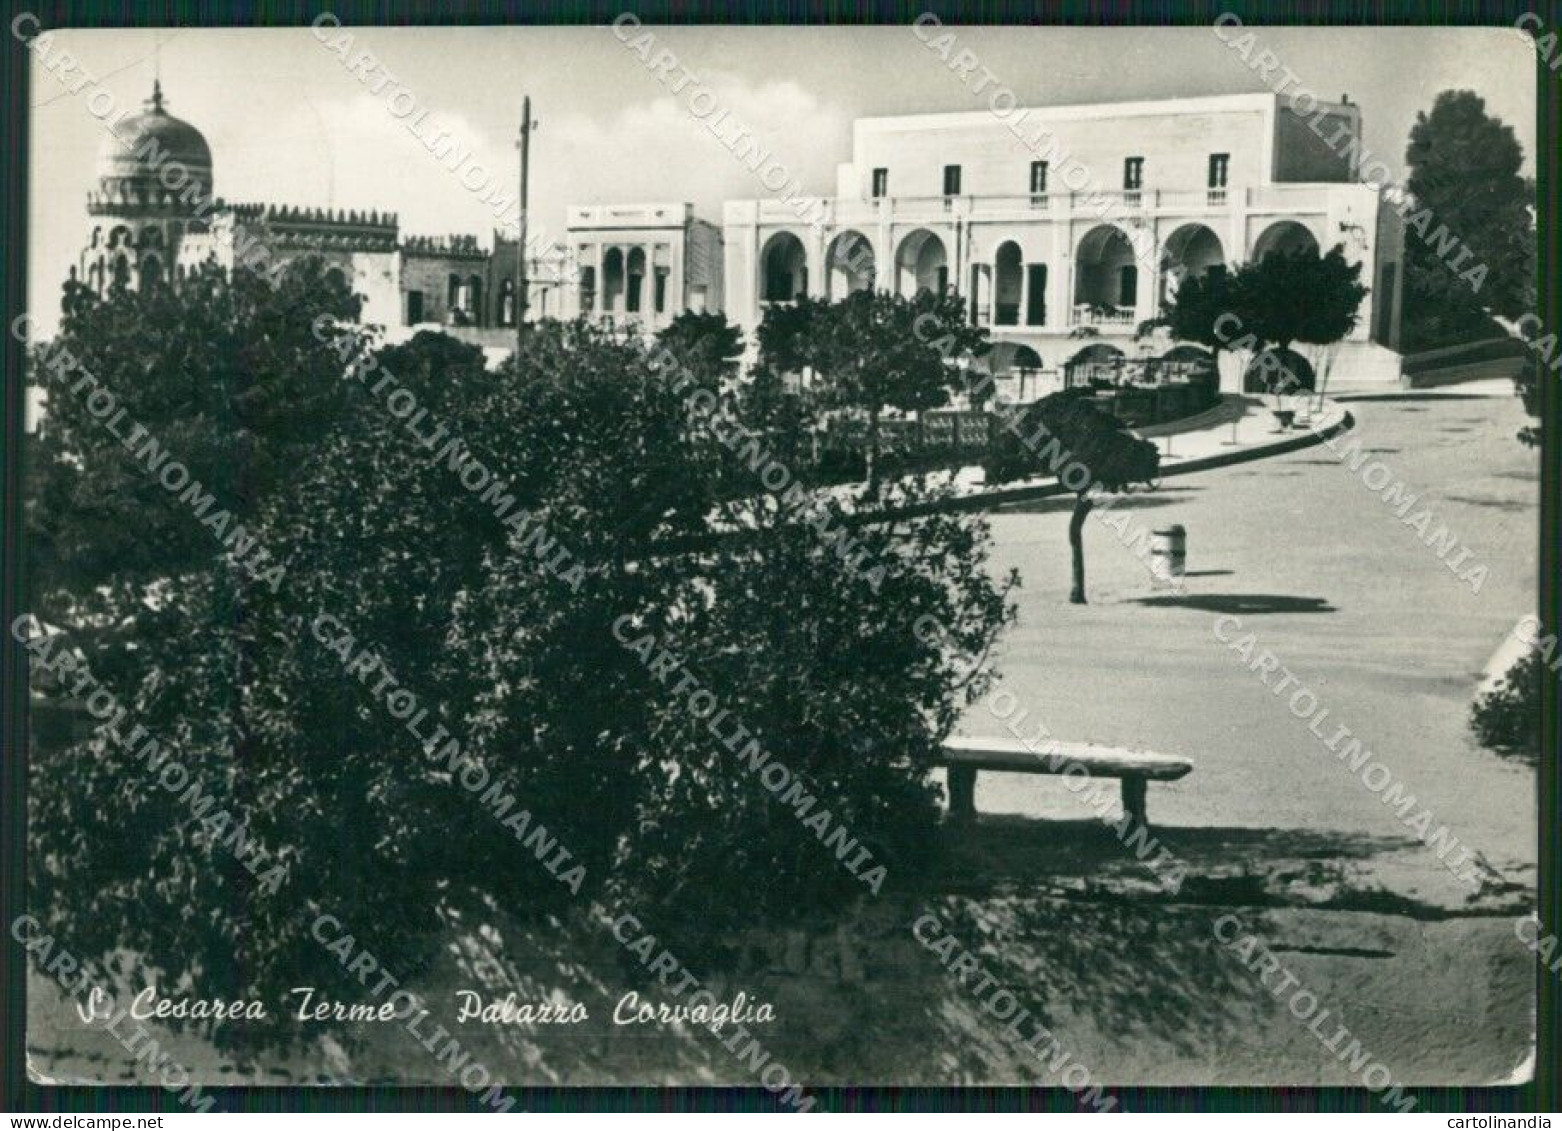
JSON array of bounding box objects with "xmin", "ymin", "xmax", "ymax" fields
[
  {"xmin": 894, "ymin": 229, "xmax": 948, "ymax": 297},
  {"xmin": 1073, "ymin": 225, "xmax": 1138, "ymax": 324},
  {"xmin": 1064, "ymin": 343, "xmax": 1127, "ymax": 388},
  {"xmin": 1252, "ymin": 221, "xmax": 1319, "ymax": 262},
  {"xmin": 139, "ymin": 255, "xmax": 163, "ymax": 290},
  {"xmin": 1243, "ymin": 348, "xmax": 1315, "ymax": 393},
  {"xmin": 1160, "ymin": 224, "xmax": 1225, "ymax": 305},
  {"xmin": 111, "ymin": 255, "xmax": 130, "ymax": 289},
  {"xmin": 825, "ymin": 231, "xmax": 875, "ymax": 299},
  {"xmin": 993, "ymin": 242, "xmax": 1023, "ymax": 326},
  {"xmin": 760, "ymin": 232, "xmax": 807, "ymax": 302},
  {"xmin": 625, "ymin": 248, "xmax": 646, "ymax": 314},
  {"xmin": 602, "ymin": 248, "xmax": 625, "ymax": 313}
]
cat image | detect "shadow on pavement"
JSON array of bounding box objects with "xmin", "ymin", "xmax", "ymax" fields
[
  {"xmin": 1129, "ymin": 593, "xmax": 1336, "ymax": 615},
  {"xmin": 934, "ymin": 817, "xmax": 1409, "ymax": 898},
  {"xmin": 1443, "ymin": 494, "xmax": 1533, "ymax": 513}
]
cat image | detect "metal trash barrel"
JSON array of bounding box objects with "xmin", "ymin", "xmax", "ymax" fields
[{"xmin": 1150, "ymin": 525, "xmax": 1186, "ymax": 585}]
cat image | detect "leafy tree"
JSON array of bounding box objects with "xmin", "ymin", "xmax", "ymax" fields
[
  {"xmin": 804, "ymin": 288, "xmax": 987, "ymax": 487},
  {"xmin": 1152, "ymin": 266, "xmax": 1241, "ymax": 376},
  {"xmin": 1206, "ymin": 247, "xmax": 1365, "ymax": 404},
  {"xmin": 754, "ymin": 293, "xmax": 828, "ymax": 377},
  {"xmin": 1291, "ymin": 247, "xmax": 1370, "ymax": 403},
  {"xmin": 984, "ymin": 389, "xmax": 1160, "ymax": 604},
  {"xmin": 1400, "ymin": 90, "xmax": 1535, "ymax": 349},
  {"xmin": 25, "ymin": 257, "xmax": 362, "ymax": 720},
  {"xmin": 732, "ymin": 360, "xmax": 820, "ymax": 476},
  {"xmin": 28, "ymin": 260, "xmax": 361, "ymax": 610},
  {"xmin": 655, "ymin": 309, "xmax": 745, "ymax": 385},
  {"xmin": 1470, "ymin": 649, "xmax": 1544, "ymax": 763},
  {"xmin": 26, "ymin": 281, "xmax": 1015, "ymax": 1051}
]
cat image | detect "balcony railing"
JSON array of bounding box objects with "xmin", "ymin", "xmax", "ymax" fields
[{"xmin": 1072, "ymin": 304, "xmax": 1137, "ymax": 328}]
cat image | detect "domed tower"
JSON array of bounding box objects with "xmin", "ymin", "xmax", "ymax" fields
[{"xmin": 81, "ymin": 80, "xmax": 213, "ymax": 294}]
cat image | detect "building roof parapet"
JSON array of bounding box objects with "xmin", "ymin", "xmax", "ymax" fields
[
  {"xmin": 245, "ymin": 203, "xmax": 398, "ymax": 228},
  {"xmin": 401, "ymin": 233, "xmax": 488, "ymax": 259}
]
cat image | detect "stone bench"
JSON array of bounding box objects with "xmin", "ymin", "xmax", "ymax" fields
[{"xmin": 938, "ymin": 736, "xmax": 1194, "ymax": 826}]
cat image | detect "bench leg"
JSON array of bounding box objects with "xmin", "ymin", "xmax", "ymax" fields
[
  {"xmin": 947, "ymin": 766, "xmax": 977, "ymax": 822},
  {"xmin": 1121, "ymin": 776, "xmax": 1148, "ymax": 826}
]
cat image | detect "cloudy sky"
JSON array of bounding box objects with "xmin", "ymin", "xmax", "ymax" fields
[{"xmin": 28, "ymin": 23, "xmax": 1536, "ymax": 331}]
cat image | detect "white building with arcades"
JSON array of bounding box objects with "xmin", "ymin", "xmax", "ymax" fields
[{"xmin": 722, "ymin": 91, "xmax": 1404, "ymax": 393}]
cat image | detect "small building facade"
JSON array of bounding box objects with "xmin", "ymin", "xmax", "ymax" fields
[
  {"xmin": 75, "ymin": 82, "xmax": 674, "ymax": 347},
  {"xmin": 723, "ymin": 92, "xmax": 1404, "ymax": 390},
  {"xmin": 563, "ymin": 203, "xmax": 724, "ymax": 332}
]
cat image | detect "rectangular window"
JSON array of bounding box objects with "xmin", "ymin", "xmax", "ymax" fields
[
  {"xmin": 1026, "ymin": 264, "xmax": 1047, "ymax": 325},
  {"xmin": 943, "ymin": 164, "xmax": 962, "ymax": 196},
  {"xmin": 1029, "ymin": 161, "xmax": 1049, "ymax": 195},
  {"xmin": 1123, "ymin": 157, "xmax": 1144, "ymax": 191},
  {"xmin": 405, "ymin": 290, "xmax": 424, "ymax": 324},
  {"xmin": 1208, "ymin": 153, "xmax": 1229, "ymax": 188},
  {"xmin": 654, "ymin": 271, "xmax": 668, "ymax": 314},
  {"xmin": 871, "ymin": 168, "xmax": 888, "ymax": 198}
]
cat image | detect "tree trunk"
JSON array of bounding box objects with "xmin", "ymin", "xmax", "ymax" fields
[
  {"xmin": 1275, "ymin": 338, "xmax": 1294, "ymax": 408},
  {"xmin": 867, "ymin": 407, "xmax": 880, "ymax": 490},
  {"xmin": 1069, "ymin": 493, "xmax": 1094, "ymax": 604}
]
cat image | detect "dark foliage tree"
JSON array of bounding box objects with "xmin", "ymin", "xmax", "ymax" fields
[
  {"xmin": 795, "ymin": 289, "xmax": 987, "ymax": 487},
  {"xmin": 27, "ymin": 259, "xmax": 362, "ymax": 627},
  {"xmin": 655, "ymin": 309, "xmax": 745, "ymax": 385},
  {"xmin": 1289, "ymin": 246, "xmax": 1370, "ymax": 402},
  {"xmin": 26, "ymin": 277, "xmax": 1014, "ymax": 1051},
  {"xmin": 1400, "ymin": 90, "xmax": 1534, "ymax": 349},
  {"xmin": 1240, "ymin": 247, "xmax": 1366, "ymax": 364},
  {"xmin": 1514, "ymin": 349, "xmax": 1541, "ymax": 448},
  {"xmin": 1182, "ymin": 247, "xmax": 1365, "ymax": 402},
  {"xmin": 754, "ymin": 293, "xmax": 828, "ymax": 376},
  {"xmin": 984, "ymin": 389, "xmax": 1160, "ymax": 604},
  {"xmin": 1470, "ymin": 650, "xmax": 1544, "ymax": 764},
  {"xmin": 1151, "ymin": 266, "xmax": 1242, "ymax": 375}
]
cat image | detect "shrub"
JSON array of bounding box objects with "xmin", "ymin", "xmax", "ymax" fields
[{"xmin": 27, "ymin": 286, "xmax": 1016, "ymax": 1050}]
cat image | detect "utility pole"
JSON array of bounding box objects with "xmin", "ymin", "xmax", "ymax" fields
[{"xmin": 515, "ymin": 96, "xmax": 535, "ymax": 357}]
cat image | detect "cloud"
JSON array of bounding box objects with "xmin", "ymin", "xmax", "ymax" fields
[
  {"xmin": 213, "ymin": 92, "xmax": 518, "ymax": 240},
  {"xmin": 221, "ymin": 71, "xmax": 855, "ymax": 255},
  {"xmin": 540, "ymin": 71, "xmax": 853, "ymax": 217}
]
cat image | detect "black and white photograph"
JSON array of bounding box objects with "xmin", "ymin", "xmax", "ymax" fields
[{"xmin": 2, "ymin": 5, "xmax": 1557, "ymax": 1119}]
